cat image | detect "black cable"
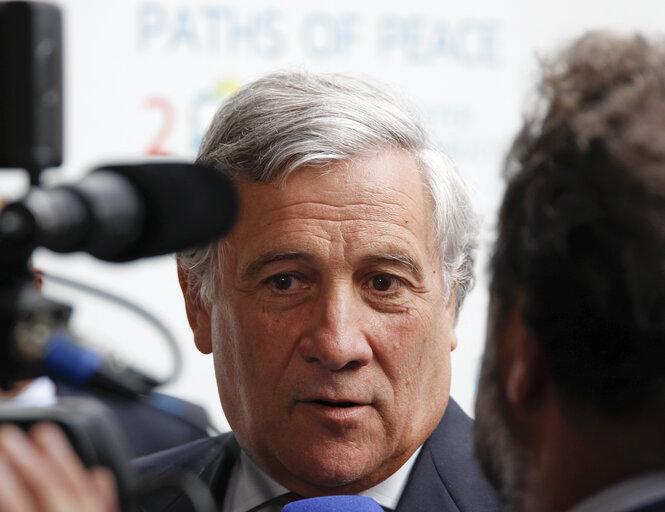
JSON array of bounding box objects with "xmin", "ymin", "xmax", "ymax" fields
[
  {"xmin": 37, "ymin": 269, "xmax": 224, "ymax": 435},
  {"xmin": 35, "ymin": 269, "xmax": 183, "ymax": 388}
]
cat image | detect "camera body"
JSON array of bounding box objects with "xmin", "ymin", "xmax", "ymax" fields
[
  {"xmin": 0, "ymin": 397, "xmax": 136, "ymax": 509},
  {"xmin": 0, "ymin": 1, "xmax": 63, "ymax": 180},
  {"xmin": 0, "ymin": 4, "xmax": 135, "ymax": 508}
]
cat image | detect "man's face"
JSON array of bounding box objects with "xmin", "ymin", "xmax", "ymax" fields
[{"xmin": 186, "ymin": 149, "xmax": 458, "ymax": 495}]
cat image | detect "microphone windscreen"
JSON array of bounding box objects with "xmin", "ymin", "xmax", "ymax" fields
[
  {"xmin": 282, "ymin": 496, "xmax": 384, "ymax": 511},
  {"xmin": 96, "ymin": 162, "xmax": 237, "ymax": 262}
]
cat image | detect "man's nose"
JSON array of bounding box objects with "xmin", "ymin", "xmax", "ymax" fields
[{"xmin": 297, "ymin": 284, "xmax": 373, "ymax": 371}]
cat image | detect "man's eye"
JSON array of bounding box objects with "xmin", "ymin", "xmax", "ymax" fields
[
  {"xmin": 268, "ymin": 274, "xmax": 298, "ymax": 291},
  {"xmin": 369, "ymin": 274, "xmax": 400, "ymax": 292}
]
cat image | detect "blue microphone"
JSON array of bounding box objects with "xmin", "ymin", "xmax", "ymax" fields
[
  {"xmin": 282, "ymin": 496, "xmax": 384, "ymax": 511},
  {"xmin": 41, "ymin": 330, "xmax": 158, "ymax": 397}
]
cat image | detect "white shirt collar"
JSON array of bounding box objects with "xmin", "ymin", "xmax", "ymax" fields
[
  {"xmin": 568, "ymin": 471, "xmax": 665, "ymax": 512},
  {"xmin": 224, "ymin": 450, "xmax": 289, "ymax": 512},
  {"xmin": 224, "ymin": 446, "xmax": 422, "ymax": 512},
  {"xmin": 358, "ymin": 447, "xmax": 421, "ymax": 509}
]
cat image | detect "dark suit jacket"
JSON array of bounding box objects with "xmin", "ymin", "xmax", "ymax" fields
[
  {"xmin": 571, "ymin": 496, "xmax": 665, "ymax": 512},
  {"xmin": 633, "ymin": 501, "xmax": 665, "ymax": 512},
  {"xmin": 132, "ymin": 398, "xmax": 501, "ymax": 511},
  {"xmin": 56, "ymin": 383, "xmax": 210, "ymax": 457}
]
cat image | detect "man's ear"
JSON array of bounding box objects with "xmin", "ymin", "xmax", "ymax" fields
[
  {"xmin": 177, "ymin": 265, "xmax": 212, "ymax": 355},
  {"xmin": 446, "ymin": 283, "xmax": 459, "ymax": 351},
  {"xmin": 501, "ymin": 310, "xmax": 549, "ymax": 411}
]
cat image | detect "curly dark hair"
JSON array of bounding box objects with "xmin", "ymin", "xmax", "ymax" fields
[{"xmin": 491, "ymin": 32, "xmax": 665, "ymax": 415}]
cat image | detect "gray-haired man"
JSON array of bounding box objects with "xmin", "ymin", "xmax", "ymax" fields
[{"xmin": 137, "ymin": 71, "xmax": 499, "ymax": 511}]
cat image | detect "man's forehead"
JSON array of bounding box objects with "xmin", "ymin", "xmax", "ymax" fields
[
  {"xmin": 236, "ymin": 152, "xmax": 427, "ymax": 218},
  {"xmin": 229, "ymin": 218, "xmax": 430, "ymax": 264},
  {"xmin": 231, "ymin": 191, "xmax": 431, "ymax": 251},
  {"xmin": 218, "ymin": 150, "xmax": 438, "ymax": 264}
]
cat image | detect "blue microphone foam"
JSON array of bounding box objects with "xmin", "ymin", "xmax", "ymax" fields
[{"xmin": 282, "ymin": 495, "xmax": 384, "ymax": 511}]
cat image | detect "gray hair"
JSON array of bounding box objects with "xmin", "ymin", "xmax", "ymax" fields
[{"xmin": 178, "ymin": 71, "xmax": 478, "ymax": 314}]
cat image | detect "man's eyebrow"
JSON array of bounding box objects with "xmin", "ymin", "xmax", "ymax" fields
[
  {"xmin": 360, "ymin": 252, "xmax": 424, "ymax": 278},
  {"xmin": 240, "ymin": 252, "xmax": 310, "ymax": 281}
]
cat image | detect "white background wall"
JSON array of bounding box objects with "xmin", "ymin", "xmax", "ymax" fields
[{"xmin": 2, "ymin": 0, "xmax": 663, "ymax": 431}]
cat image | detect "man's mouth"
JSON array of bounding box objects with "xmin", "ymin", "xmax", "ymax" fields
[
  {"xmin": 297, "ymin": 397, "xmax": 371, "ymax": 423},
  {"xmin": 311, "ymin": 400, "xmax": 359, "ymax": 408}
]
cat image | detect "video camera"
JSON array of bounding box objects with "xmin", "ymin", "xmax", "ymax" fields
[{"xmin": 0, "ymin": 2, "xmax": 236, "ymax": 510}]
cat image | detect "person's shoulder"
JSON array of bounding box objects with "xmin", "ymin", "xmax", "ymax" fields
[
  {"xmin": 427, "ymin": 397, "xmax": 473, "ymax": 447},
  {"xmin": 133, "ymin": 432, "xmax": 235, "ymax": 477},
  {"xmin": 131, "ymin": 434, "xmax": 238, "ymax": 512},
  {"xmin": 55, "ymin": 383, "xmax": 211, "ymax": 456},
  {"xmin": 410, "ymin": 398, "xmax": 501, "ymax": 511}
]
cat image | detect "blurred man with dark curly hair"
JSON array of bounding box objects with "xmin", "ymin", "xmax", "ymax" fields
[{"xmin": 474, "ymin": 32, "xmax": 665, "ymax": 512}]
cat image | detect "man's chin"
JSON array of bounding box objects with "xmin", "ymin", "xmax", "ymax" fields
[{"xmin": 276, "ymin": 444, "xmax": 389, "ymax": 495}]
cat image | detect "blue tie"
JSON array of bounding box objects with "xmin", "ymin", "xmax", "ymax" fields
[{"xmin": 245, "ymin": 492, "xmax": 302, "ymax": 512}]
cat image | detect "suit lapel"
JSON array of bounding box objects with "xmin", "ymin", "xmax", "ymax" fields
[
  {"xmin": 395, "ymin": 399, "xmax": 501, "ymax": 512},
  {"xmin": 136, "ymin": 433, "xmax": 240, "ymax": 511}
]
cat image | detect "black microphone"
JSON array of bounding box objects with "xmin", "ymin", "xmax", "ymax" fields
[
  {"xmin": 282, "ymin": 496, "xmax": 384, "ymax": 511},
  {"xmin": 0, "ymin": 162, "xmax": 237, "ymax": 262}
]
